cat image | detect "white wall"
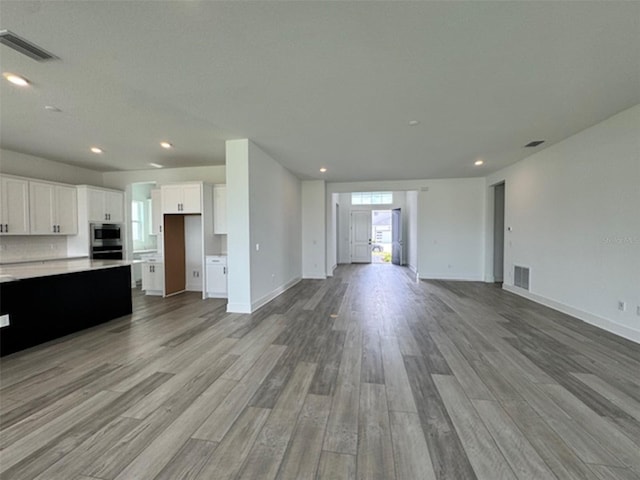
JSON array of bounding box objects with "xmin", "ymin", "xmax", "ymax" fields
[
  {"xmin": 486, "ymin": 104, "xmax": 640, "ymax": 343},
  {"xmin": 301, "ymin": 180, "xmax": 327, "ymax": 278},
  {"xmin": 248, "ymin": 141, "xmax": 302, "ymax": 310},
  {"xmin": 0, "ymin": 148, "xmax": 103, "ymax": 185},
  {"xmin": 418, "ymin": 179, "xmax": 485, "ymax": 281},
  {"xmin": 226, "ymin": 140, "xmax": 252, "ymax": 312},
  {"xmin": 406, "ymin": 190, "xmax": 419, "ymax": 273}
]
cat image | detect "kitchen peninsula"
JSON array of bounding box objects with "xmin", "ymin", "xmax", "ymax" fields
[{"xmin": 0, "ymin": 258, "xmax": 132, "ymax": 356}]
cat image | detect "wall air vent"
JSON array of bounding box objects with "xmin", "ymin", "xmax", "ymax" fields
[
  {"xmin": 514, "ymin": 266, "xmax": 530, "ymax": 290},
  {"xmin": 0, "ymin": 30, "xmax": 58, "ymax": 61},
  {"xmin": 524, "ymin": 140, "xmax": 545, "ymax": 148}
]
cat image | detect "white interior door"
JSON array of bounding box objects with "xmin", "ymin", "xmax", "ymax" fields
[{"xmin": 351, "ymin": 210, "xmax": 372, "ymax": 263}]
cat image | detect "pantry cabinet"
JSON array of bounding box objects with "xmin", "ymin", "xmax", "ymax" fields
[
  {"xmin": 0, "ymin": 175, "xmax": 30, "ymax": 235},
  {"xmin": 29, "ymin": 181, "xmax": 78, "ymax": 235}
]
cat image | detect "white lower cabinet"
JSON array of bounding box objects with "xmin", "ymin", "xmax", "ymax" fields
[
  {"xmin": 142, "ymin": 261, "xmax": 164, "ymax": 296},
  {"xmin": 206, "ymin": 255, "xmax": 227, "ymax": 298}
]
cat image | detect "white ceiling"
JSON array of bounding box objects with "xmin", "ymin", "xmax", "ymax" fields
[{"xmin": 0, "ymin": 1, "xmax": 638, "ymax": 181}]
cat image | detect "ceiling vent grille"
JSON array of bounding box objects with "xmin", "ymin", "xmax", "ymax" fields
[
  {"xmin": 0, "ymin": 30, "xmax": 58, "ymax": 61},
  {"xmin": 524, "ymin": 140, "xmax": 545, "ymax": 148},
  {"xmin": 514, "ymin": 266, "xmax": 530, "ymax": 290}
]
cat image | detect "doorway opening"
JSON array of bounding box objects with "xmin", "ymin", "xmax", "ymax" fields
[
  {"xmin": 372, "ymin": 210, "xmax": 392, "ymax": 263},
  {"xmin": 493, "ymin": 182, "xmax": 505, "ymax": 283}
]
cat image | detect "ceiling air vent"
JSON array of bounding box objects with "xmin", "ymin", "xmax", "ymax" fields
[
  {"xmin": 0, "ymin": 30, "xmax": 58, "ymax": 61},
  {"xmin": 514, "ymin": 266, "xmax": 530, "ymax": 290},
  {"xmin": 524, "ymin": 140, "xmax": 545, "ymax": 148}
]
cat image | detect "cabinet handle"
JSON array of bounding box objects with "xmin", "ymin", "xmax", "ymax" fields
[
  {"xmin": 6, "ymin": 224, "xmax": 8, "ymax": 232},
  {"xmin": 159, "ymin": 225, "xmax": 162, "ymax": 233},
  {"xmin": 223, "ymin": 267, "xmax": 226, "ymax": 274},
  {"xmin": 0, "ymin": 224, "xmax": 3, "ymax": 233}
]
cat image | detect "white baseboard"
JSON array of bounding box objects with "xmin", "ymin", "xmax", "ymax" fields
[
  {"xmin": 326, "ymin": 264, "xmax": 337, "ymax": 277},
  {"xmin": 419, "ymin": 273, "xmax": 485, "ymax": 282},
  {"xmin": 303, "ymin": 275, "xmax": 327, "ymax": 280},
  {"xmin": 251, "ymin": 276, "xmax": 302, "ymax": 312},
  {"xmin": 408, "ymin": 264, "xmax": 417, "ymax": 275},
  {"xmin": 227, "ymin": 302, "xmax": 252, "ymax": 314},
  {"xmin": 503, "ymin": 284, "xmax": 640, "ymax": 344}
]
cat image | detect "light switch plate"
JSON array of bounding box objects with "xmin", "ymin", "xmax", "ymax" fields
[{"xmin": 0, "ymin": 314, "xmax": 10, "ymax": 328}]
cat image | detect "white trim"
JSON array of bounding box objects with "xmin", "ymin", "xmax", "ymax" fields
[
  {"xmin": 303, "ymin": 275, "xmax": 327, "ymax": 280},
  {"xmin": 250, "ymin": 276, "xmax": 302, "ymax": 312},
  {"xmin": 503, "ymin": 284, "xmax": 640, "ymax": 344},
  {"xmin": 408, "ymin": 264, "xmax": 417, "ymax": 275},
  {"xmin": 227, "ymin": 302, "xmax": 252, "ymax": 313},
  {"xmin": 419, "ymin": 273, "xmax": 485, "ymax": 281},
  {"xmin": 327, "ymin": 264, "xmax": 337, "ymax": 277},
  {"xmin": 485, "ymin": 275, "xmax": 495, "ymax": 283}
]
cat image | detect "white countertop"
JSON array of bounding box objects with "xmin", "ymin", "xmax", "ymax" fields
[{"xmin": 0, "ymin": 258, "xmax": 134, "ymax": 282}]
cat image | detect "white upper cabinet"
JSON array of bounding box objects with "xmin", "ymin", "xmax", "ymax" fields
[
  {"xmin": 29, "ymin": 181, "xmax": 78, "ymax": 235},
  {"xmin": 213, "ymin": 185, "xmax": 227, "ymax": 234},
  {"xmin": 84, "ymin": 187, "xmax": 125, "ymax": 223},
  {"xmin": 0, "ymin": 175, "xmax": 30, "ymax": 235},
  {"xmin": 161, "ymin": 183, "xmax": 202, "ymax": 214}
]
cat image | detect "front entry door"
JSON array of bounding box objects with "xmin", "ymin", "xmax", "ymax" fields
[
  {"xmin": 351, "ymin": 211, "xmax": 372, "ymax": 263},
  {"xmin": 392, "ymin": 208, "xmax": 402, "ymax": 265}
]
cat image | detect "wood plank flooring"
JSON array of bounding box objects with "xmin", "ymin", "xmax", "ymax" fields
[{"xmin": 1, "ymin": 264, "xmax": 640, "ymax": 479}]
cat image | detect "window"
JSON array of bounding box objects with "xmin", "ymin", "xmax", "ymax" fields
[
  {"xmin": 351, "ymin": 191, "xmax": 393, "ymax": 205},
  {"xmin": 131, "ymin": 200, "xmax": 144, "ymax": 242}
]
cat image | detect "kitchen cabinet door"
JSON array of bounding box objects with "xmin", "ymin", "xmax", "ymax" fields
[
  {"xmin": 29, "ymin": 181, "xmax": 57, "ymax": 234},
  {"xmin": 142, "ymin": 262, "xmax": 164, "ymax": 295},
  {"xmin": 55, "ymin": 185, "xmax": 78, "ymax": 234},
  {"xmin": 181, "ymin": 184, "xmax": 202, "ymax": 213},
  {"xmin": 0, "ymin": 176, "xmax": 30, "ymax": 235},
  {"xmin": 88, "ymin": 189, "xmax": 107, "ymax": 222},
  {"xmin": 105, "ymin": 191, "xmax": 124, "ymax": 223},
  {"xmin": 161, "ymin": 185, "xmax": 182, "ymax": 214}
]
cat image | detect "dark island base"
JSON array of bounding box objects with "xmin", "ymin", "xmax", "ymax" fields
[{"xmin": 0, "ymin": 266, "xmax": 132, "ymax": 357}]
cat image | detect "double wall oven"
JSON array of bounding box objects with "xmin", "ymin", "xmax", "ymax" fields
[{"xmin": 90, "ymin": 223, "xmax": 124, "ymax": 260}]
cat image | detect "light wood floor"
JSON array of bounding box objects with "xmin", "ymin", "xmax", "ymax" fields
[{"xmin": 1, "ymin": 264, "xmax": 640, "ymax": 480}]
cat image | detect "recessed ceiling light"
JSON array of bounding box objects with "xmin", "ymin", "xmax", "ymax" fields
[
  {"xmin": 90, "ymin": 147, "xmax": 103, "ymax": 154},
  {"xmin": 3, "ymin": 72, "xmax": 30, "ymax": 87},
  {"xmin": 160, "ymin": 141, "xmax": 173, "ymax": 149},
  {"xmin": 408, "ymin": 120, "xmax": 420, "ymax": 126},
  {"xmin": 474, "ymin": 159, "xmax": 484, "ymax": 166},
  {"xmin": 319, "ymin": 167, "xmax": 327, "ymax": 173},
  {"xmin": 149, "ymin": 163, "xmax": 163, "ymax": 168},
  {"xmin": 44, "ymin": 105, "xmax": 62, "ymax": 112}
]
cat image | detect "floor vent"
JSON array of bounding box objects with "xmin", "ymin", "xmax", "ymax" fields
[{"xmin": 514, "ymin": 266, "xmax": 530, "ymax": 290}]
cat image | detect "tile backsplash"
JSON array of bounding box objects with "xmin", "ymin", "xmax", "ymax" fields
[{"xmin": 0, "ymin": 236, "xmax": 68, "ymax": 263}]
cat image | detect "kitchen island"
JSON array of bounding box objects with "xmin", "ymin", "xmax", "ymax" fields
[{"xmin": 0, "ymin": 259, "xmax": 133, "ymax": 356}]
